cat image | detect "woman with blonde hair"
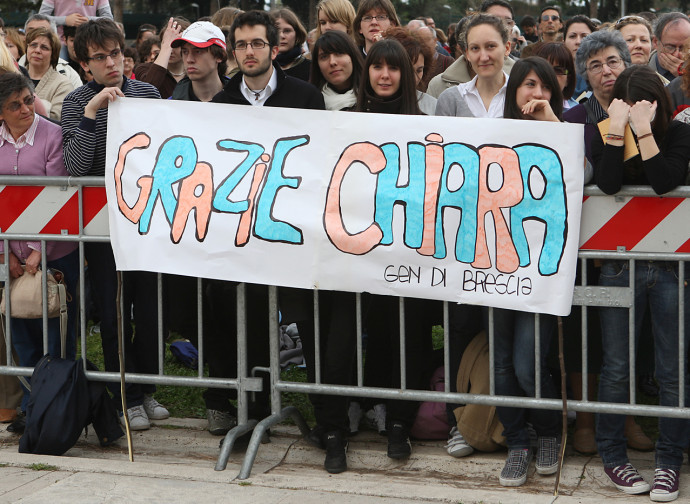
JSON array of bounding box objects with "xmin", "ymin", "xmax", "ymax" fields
[
  {"xmin": 0, "ymin": 36, "xmax": 20, "ymax": 71},
  {"xmin": 612, "ymin": 15, "xmax": 654, "ymax": 67},
  {"xmin": 316, "ymin": 0, "xmax": 356, "ymax": 38},
  {"xmin": 4, "ymin": 28, "xmax": 25, "ymax": 61},
  {"xmin": 23, "ymin": 27, "xmax": 74, "ymax": 121}
]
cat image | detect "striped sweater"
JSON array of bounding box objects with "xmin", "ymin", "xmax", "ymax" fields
[{"xmin": 61, "ymin": 77, "xmax": 160, "ymax": 177}]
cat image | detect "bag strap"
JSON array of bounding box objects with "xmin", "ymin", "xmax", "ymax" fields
[{"xmin": 582, "ymin": 99, "xmax": 600, "ymax": 125}]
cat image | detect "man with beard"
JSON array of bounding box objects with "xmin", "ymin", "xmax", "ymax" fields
[{"xmin": 212, "ymin": 10, "xmax": 324, "ymax": 108}]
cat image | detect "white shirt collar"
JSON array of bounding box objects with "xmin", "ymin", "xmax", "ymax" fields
[
  {"xmin": 456, "ymin": 72, "xmax": 509, "ymax": 119},
  {"xmin": 240, "ymin": 65, "xmax": 278, "ymax": 106},
  {"xmin": 0, "ymin": 113, "xmax": 40, "ymax": 149}
]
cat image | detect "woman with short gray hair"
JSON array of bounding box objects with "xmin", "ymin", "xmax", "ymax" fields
[
  {"xmin": 0, "ymin": 72, "xmax": 79, "ymax": 433},
  {"xmin": 563, "ymin": 30, "xmax": 631, "ymax": 164}
]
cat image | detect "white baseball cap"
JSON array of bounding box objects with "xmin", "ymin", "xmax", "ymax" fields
[{"xmin": 172, "ymin": 21, "xmax": 227, "ymax": 50}]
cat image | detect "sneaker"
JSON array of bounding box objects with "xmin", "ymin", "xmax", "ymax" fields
[
  {"xmin": 499, "ymin": 449, "xmax": 532, "ymax": 487},
  {"xmin": 143, "ymin": 395, "xmax": 169, "ymax": 420},
  {"xmin": 324, "ymin": 430, "xmax": 348, "ymax": 474},
  {"xmin": 445, "ymin": 426, "xmax": 474, "ymax": 458},
  {"xmin": 348, "ymin": 401, "xmax": 363, "ymax": 435},
  {"xmin": 365, "ymin": 403, "xmax": 387, "ymax": 435},
  {"xmin": 536, "ymin": 436, "xmax": 559, "ymax": 475},
  {"xmin": 603, "ymin": 463, "xmax": 651, "ymax": 494},
  {"xmin": 650, "ymin": 468, "xmax": 679, "ymax": 502},
  {"xmin": 387, "ymin": 422, "xmax": 411, "ymax": 459},
  {"xmin": 121, "ymin": 405, "xmax": 150, "ymax": 431},
  {"xmin": 207, "ymin": 409, "xmax": 237, "ymax": 436}
]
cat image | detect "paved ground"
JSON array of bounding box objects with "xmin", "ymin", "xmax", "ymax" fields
[{"xmin": 0, "ymin": 416, "xmax": 681, "ymax": 503}]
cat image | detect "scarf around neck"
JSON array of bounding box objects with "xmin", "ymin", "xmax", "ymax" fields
[{"xmin": 322, "ymin": 83, "xmax": 357, "ymax": 111}]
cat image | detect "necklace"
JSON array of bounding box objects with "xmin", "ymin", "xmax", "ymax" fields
[
  {"xmin": 170, "ymin": 70, "xmax": 185, "ymax": 77},
  {"xmin": 249, "ymin": 86, "xmax": 267, "ymax": 100}
]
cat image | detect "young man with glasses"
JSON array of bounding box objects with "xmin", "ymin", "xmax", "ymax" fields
[
  {"xmin": 169, "ymin": 20, "xmax": 263, "ymax": 438},
  {"xmin": 61, "ymin": 18, "xmax": 168, "ymax": 432},
  {"xmin": 650, "ymin": 12, "xmax": 690, "ymax": 81},
  {"xmin": 212, "ymin": 8, "xmax": 333, "ymax": 467},
  {"xmin": 212, "ymin": 10, "xmax": 324, "ymax": 109},
  {"xmin": 538, "ymin": 6, "xmax": 562, "ymax": 43}
]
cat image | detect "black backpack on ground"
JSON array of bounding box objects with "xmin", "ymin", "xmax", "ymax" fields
[{"xmin": 19, "ymin": 355, "xmax": 124, "ymax": 455}]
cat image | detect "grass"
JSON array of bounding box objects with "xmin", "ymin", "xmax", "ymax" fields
[
  {"xmin": 79, "ymin": 324, "xmax": 314, "ymax": 423},
  {"xmin": 28, "ymin": 463, "xmax": 58, "ymax": 471}
]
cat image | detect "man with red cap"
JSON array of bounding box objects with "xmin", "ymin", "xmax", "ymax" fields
[{"xmin": 171, "ymin": 21, "xmax": 229, "ymax": 102}]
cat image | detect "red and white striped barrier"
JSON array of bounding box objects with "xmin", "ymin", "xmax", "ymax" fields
[
  {"xmin": 0, "ymin": 186, "xmax": 687, "ymax": 253},
  {"xmin": 0, "ymin": 185, "xmax": 108, "ymax": 236},
  {"xmin": 579, "ymin": 195, "xmax": 690, "ymax": 252}
]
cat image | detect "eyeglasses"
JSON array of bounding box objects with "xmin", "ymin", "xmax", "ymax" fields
[
  {"xmin": 87, "ymin": 48, "xmax": 123, "ymax": 63},
  {"xmin": 661, "ymin": 43, "xmax": 686, "ymax": 54},
  {"xmin": 553, "ymin": 66, "xmax": 569, "ymax": 76},
  {"xmin": 541, "ymin": 15, "xmax": 560, "ymax": 22},
  {"xmin": 362, "ymin": 15, "xmax": 389, "ymax": 23},
  {"xmin": 4, "ymin": 94, "xmax": 35, "ymax": 112},
  {"xmin": 586, "ymin": 56, "xmax": 623, "ymax": 74},
  {"xmin": 614, "ymin": 15, "xmax": 646, "ymax": 27},
  {"xmin": 234, "ymin": 39, "xmax": 269, "ymax": 51}
]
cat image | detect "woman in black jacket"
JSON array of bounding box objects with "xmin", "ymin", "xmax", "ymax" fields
[
  {"xmin": 592, "ymin": 65, "xmax": 690, "ymax": 502},
  {"xmin": 356, "ymin": 38, "xmax": 421, "ymax": 115}
]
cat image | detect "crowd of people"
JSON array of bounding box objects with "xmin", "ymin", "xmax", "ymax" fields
[{"xmin": 1, "ymin": 0, "xmax": 690, "ymax": 500}]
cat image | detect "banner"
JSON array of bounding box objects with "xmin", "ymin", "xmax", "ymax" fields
[{"xmin": 105, "ymin": 98, "xmax": 584, "ymax": 316}]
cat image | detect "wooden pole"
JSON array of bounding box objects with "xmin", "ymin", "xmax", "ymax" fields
[
  {"xmin": 553, "ymin": 316, "xmax": 567, "ymax": 496},
  {"xmin": 116, "ymin": 271, "xmax": 134, "ymax": 462}
]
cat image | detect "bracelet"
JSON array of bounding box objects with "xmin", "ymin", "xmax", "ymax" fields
[
  {"xmin": 637, "ymin": 132, "xmax": 654, "ymax": 140},
  {"xmin": 605, "ymin": 133, "xmax": 624, "ymax": 142}
]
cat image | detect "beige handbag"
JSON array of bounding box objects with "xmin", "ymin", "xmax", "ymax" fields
[{"xmin": 0, "ymin": 268, "xmax": 68, "ymax": 358}]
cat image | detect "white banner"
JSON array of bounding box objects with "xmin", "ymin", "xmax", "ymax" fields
[{"xmin": 105, "ymin": 98, "xmax": 584, "ymax": 316}]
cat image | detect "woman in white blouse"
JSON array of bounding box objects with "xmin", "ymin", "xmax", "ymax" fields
[{"xmin": 435, "ymin": 14, "xmax": 510, "ymax": 118}]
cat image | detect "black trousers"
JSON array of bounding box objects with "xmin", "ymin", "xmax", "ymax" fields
[
  {"xmin": 291, "ymin": 289, "xmax": 357, "ymax": 434},
  {"xmin": 202, "ymin": 281, "xmax": 271, "ymax": 418},
  {"xmin": 85, "ymin": 242, "xmax": 159, "ymax": 408},
  {"xmin": 363, "ymin": 295, "xmax": 439, "ymax": 429}
]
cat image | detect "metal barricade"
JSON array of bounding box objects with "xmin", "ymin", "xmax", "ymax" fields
[
  {"xmin": 2, "ymin": 177, "xmax": 690, "ymax": 480},
  {"xmin": 0, "ymin": 176, "xmax": 263, "ymax": 462}
]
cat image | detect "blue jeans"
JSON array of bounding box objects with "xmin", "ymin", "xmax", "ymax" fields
[
  {"xmin": 11, "ymin": 248, "xmax": 80, "ymax": 411},
  {"xmin": 491, "ymin": 308, "xmax": 560, "ymax": 449},
  {"xmin": 596, "ymin": 260, "xmax": 690, "ymax": 471}
]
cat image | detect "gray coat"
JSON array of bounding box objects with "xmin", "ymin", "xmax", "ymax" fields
[{"xmin": 434, "ymin": 86, "xmax": 475, "ymax": 117}]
